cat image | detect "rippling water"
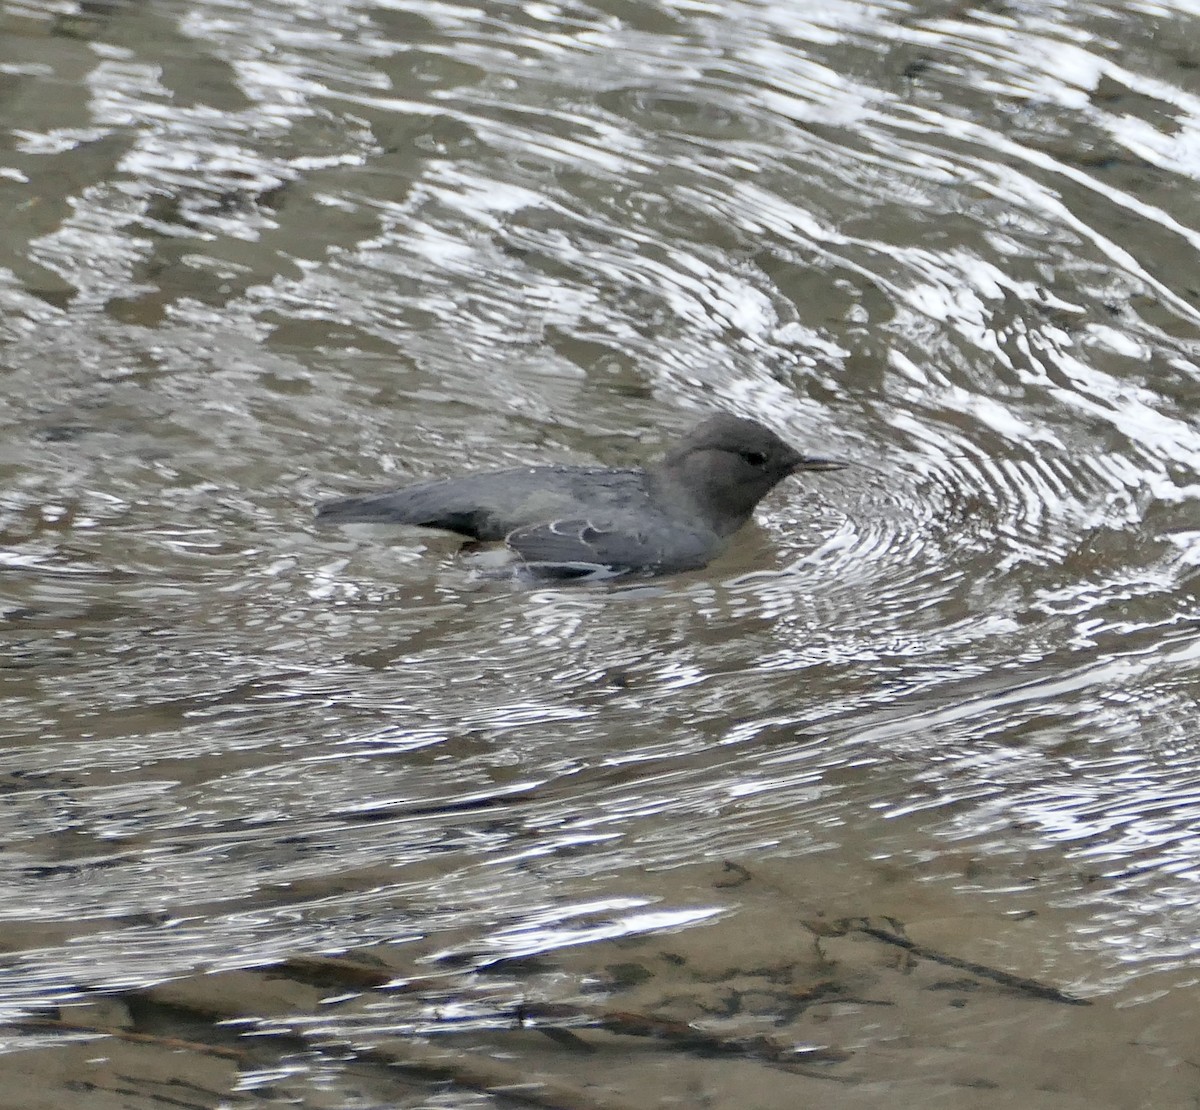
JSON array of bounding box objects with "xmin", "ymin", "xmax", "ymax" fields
[{"xmin": 1, "ymin": 0, "xmax": 1199, "ymax": 1102}]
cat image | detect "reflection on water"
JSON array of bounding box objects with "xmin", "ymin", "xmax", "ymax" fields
[{"xmin": 1, "ymin": 0, "xmax": 1199, "ymax": 1100}]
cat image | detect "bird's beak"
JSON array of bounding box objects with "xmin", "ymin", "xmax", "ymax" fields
[{"xmin": 790, "ymin": 452, "xmax": 848, "ymax": 473}]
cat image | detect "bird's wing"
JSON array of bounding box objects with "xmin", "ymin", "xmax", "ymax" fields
[{"xmin": 505, "ymin": 518, "xmax": 707, "ymax": 576}]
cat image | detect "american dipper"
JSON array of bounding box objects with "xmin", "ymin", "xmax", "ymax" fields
[{"xmin": 317, "ymin": 413, "xmax": 845, "ymax": 578}]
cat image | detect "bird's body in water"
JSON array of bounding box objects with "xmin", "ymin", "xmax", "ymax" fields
[{"xmin": 317, "ymin": 413, "xmax": 845, "ymax": 578}]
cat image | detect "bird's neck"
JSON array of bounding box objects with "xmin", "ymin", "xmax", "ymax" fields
[{"xmin": 647, "ymin": 461, "xmax": 754, "ymax": 537}]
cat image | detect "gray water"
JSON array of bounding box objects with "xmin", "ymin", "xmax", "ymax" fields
[{"xmin": 1, "ymin": 0, "xmax": 1199, "ymax": 1105}]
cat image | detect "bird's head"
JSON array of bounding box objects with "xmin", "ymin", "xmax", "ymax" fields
[{"xmin": 658, "ymin": 413, "xmax": 845, "ymax": 535}]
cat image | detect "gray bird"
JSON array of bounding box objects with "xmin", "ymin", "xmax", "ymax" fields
[{"xmin": 317, "ymin": 413, "xmax": 845, "ymax": 578}]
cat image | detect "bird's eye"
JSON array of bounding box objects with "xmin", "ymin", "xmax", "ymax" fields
[{"xmin": 739, "ymin": 450, "xmax": 768, "ymax": 467}]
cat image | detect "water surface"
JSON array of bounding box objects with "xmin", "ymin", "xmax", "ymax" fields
[{"xmin": 1, "ymin": 0, "xmax": 1199, "ymax": 1104}]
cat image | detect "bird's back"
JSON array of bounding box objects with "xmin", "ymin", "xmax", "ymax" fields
[{"xmin": 316, "ymin": 465, "xmax": 656, "ymax": 542}]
